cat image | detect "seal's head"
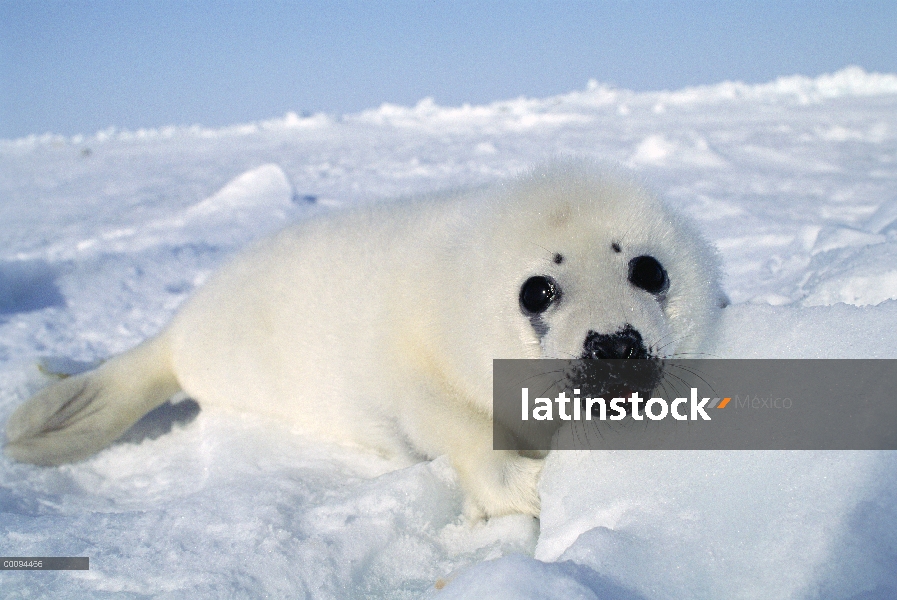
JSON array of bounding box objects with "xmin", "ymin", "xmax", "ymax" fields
[
  {"xmin": 440, "ymin": 161, "xmax": 725, "ymax": 395},
  {"xmin": 511, "ymin": 163, "xmax": 722, "ymax": 360}
]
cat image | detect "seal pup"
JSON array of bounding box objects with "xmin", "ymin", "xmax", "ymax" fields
[{"xmin": 4, "ymin": 162, "xmax": 725, "ymax": 519}]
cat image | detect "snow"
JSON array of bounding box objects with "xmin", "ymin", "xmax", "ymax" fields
[
  {"xmin": 2, "ymin": 66, "xmax": 897, "ymax": 598},
  {"xmin": 537, "ymin": 451, "xmax": 897, "ymax": 600}
]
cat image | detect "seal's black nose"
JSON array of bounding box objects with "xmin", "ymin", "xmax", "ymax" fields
[{"xmin": 582, "ymin": 325, "xmax": 649, "ymax": 359}]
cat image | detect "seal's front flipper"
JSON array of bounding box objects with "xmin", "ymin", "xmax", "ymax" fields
[{"xmin": 4, "ymin": 336, "xmax": 181, "ymax": 466}]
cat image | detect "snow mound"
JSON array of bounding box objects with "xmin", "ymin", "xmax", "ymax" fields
[
  {"xmin": 715, "ymin": 302, "xmax": 897, "ymax": 359},
  {"xmin": 534, "ymin": 451, "xmax": 897, "ymax": 600},
  {"xmin": 169, "ymin": 163, "xmax": 300, "ymax": 246},
  {"xmin": 108, "ymin": 164, "xmax": 299, "ymax": 254},
  {"xmin": 183, "ymin": 163, "xmax": 296, "ymax": 218},
  {"xmin": 660, "ymin": 66, "xmax": 897, "ymax": 106},
  {"xmin": 627, "ymin": 134, "xmax": 726, "ymax": 168},
  {"xmin": 428, "ymin": 553, "xmax": 637, "ymax": 600},
  {"xmin": 801, "ymin": 241, "xmax": 897, "ymax": 308}
]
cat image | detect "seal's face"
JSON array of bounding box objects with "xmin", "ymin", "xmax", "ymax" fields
[
  {"xmin": 518, "ymin": 252, "xmax": 671, "ymax": 360},
  {"xmin": 515, "ymin": 249, "xmax": 670, "ymax": 362},
  {"xmin": 471, "ymin": 165, "xmax": 724, "ymax": 367},
  {"xmin": 516, "ymin": 248, "xmax": 675, "ymax": 404}
]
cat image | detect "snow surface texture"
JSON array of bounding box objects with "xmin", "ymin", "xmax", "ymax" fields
[{"xmin": 2, "ymin": 66, "xmax": 897, "ymax": 598}]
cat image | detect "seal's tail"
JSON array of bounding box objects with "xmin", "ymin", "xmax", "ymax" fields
[{"xmin": 4, "ymin": 334, "xmax": 181, "ymax": 465}]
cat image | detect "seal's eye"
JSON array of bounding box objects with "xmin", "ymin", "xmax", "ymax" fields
[
  {"xmin": 520, "ymin": 276, "xmax": 559, "ymax": 314},
  {"xmin": 628, "ymin": 256, "xmax": 668, "ymax": 295}
]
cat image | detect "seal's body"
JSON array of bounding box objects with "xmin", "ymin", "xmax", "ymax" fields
[{"xmin": 5, "ymin": 162, "xmax": 725, "ymax": 518}]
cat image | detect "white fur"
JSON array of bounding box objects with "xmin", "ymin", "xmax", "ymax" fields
[{"xmin": 5, "ymin": 162, "xmax": 724, "ymax": 518}]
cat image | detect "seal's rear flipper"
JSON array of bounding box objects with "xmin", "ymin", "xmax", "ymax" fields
[{"xmin": 4, "ymin": 336, "xmax": 181, "ymax": 466}]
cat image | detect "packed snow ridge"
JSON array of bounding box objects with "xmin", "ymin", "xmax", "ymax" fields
[{"xmin": 4, "ymin": 66, "xmax": 896, "ymax": 147}]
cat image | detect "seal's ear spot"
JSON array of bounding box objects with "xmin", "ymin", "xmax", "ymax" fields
[
  {"xmin": 628, "ymin": 255, "xmax": 669, "ymax": 296},
  {"xmin": 520, "ymin": 276, "xmax": 560, "ymax": 314}
]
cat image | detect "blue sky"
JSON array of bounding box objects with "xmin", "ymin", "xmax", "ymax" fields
[{"xmin": 1, "ymin": 1, "xmax": 895, "ymax": 139}]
